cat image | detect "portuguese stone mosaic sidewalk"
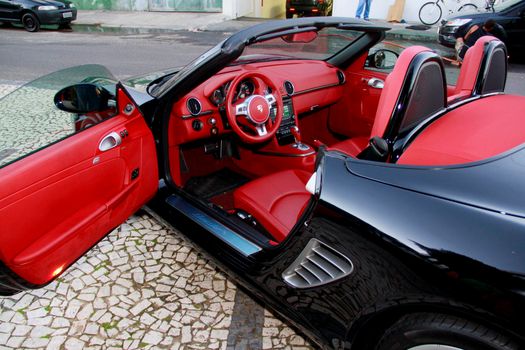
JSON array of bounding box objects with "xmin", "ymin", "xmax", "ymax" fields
[{"xmin": 0, "ymin": 84, "xmax": 313, "ymax": 350}]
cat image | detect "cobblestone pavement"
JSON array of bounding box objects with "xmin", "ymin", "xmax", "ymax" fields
[{"xmin": 0, "ymin": 84, "xmax": 313, "ymax": 350}]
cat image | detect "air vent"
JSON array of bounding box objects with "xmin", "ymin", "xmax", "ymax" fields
[
  {"xmin": 282, "ymin": 238, "xmax": 354, "ymax": 289},
  {"xmin": 283, "ymin": 81, "xmax": 295, "ymax": 96},
  {"xmin": 186, "ymin": 97, "xmax": 202, "ymax": 116},
  {"xmin": 337, "ymin": 70, "xmax": 346, "ymax": 84}
]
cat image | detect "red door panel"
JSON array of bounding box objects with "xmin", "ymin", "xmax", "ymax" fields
[
  {"xmin": 0, "ymin": 88, "xmax": 158, "ymax": 285},
  {"xmin": 328, "ymin": 54, "xmax": 387, "ymax": 139}
]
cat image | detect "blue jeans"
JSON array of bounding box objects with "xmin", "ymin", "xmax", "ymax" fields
[{"xmin": 355, "ymin": 0, "xmax": 372, "ymax": 19}]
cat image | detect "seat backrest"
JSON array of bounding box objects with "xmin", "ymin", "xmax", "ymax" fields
[
  {"xmin": 370, "ymin": 46, "xmax": 447, "ymax": 142},
  {"xmin": 450, "ymin": 36, "xmax": 507, "ymax": 102}
]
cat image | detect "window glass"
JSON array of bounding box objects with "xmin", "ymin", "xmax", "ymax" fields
[{"xmin": 0, "ymin": 65, "xmax": 117, "ymax": 169}]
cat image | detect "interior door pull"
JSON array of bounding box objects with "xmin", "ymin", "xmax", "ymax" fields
[
  {"xmin": 99, "ymin": 132, "xmax": 122, "ymax": 152},
  {"xmin": 367, "ymin": 78, "xmax": 385, "ymax": 89}
]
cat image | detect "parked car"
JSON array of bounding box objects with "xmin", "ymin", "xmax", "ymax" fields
[
  {"xmin": 438, "ymin": 0, "xmax": 525, "ymax": 55},
  {"xmin": 0, "ymin": 0, "xmax": 76, "ymax": 32},
  {"xmin": 1, "ymin": 17, "xmax": 524, "ymax": 350},
  {"xmin": 286, "ymin": 0, "xmax": 332, "ymax": 18}
]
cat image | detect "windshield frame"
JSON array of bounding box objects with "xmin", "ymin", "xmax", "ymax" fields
[{"xmin": 150, "ymin": 17, "xmax": 389, "ymax": 98}]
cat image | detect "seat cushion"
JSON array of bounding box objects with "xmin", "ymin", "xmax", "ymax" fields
[
  {"xmin": 330, "ymin": 136, "xmax": 369, "ymax": 157},
  {"xmin": 233, "ymin": 169, "xmax": 311, "ymax": 242}
]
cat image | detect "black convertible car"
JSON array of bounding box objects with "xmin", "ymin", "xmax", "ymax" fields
[{"xmin": 0, "ymin": 17, "xmax": 524, "ymax": 350}]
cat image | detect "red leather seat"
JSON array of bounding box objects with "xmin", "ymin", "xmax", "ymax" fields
[
  {"xmin": 331, "ymin": 46, "xmax": 438, "ymax": 156},
  {"xmin": 233, "ymin": 169, "xmax": 311, "ymax": 242},
  {"xmin": 449, "ymin": 36, "xmax": 506, "ymax": 103}
]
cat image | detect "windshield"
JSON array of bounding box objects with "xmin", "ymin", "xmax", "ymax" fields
[
  {"xmin": 0, "ymin": 64, "xmax": 116, "ymax": 168},
  {"xmin": 493, "ymin": 0, "xmax": 523, "ymax": 11},
  {"xmin": 235, "ymin": 28, "xmax": 364, "ymax": 63}
]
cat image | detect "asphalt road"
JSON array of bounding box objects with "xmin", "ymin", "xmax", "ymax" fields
[{"xmin": 1, "ymin": 25, "xmax": 524, "ymax": 95}]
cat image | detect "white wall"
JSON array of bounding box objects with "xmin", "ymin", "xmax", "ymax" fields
[{"xmin": 333, "ymin": 0, "xmax": 434, "ymax": 22}]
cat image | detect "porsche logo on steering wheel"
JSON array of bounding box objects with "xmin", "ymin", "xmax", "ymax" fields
[{"xmin": 257, "ymin": 104, "xmax": 264, "ymax": 113}]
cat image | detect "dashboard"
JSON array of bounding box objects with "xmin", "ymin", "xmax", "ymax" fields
[{"xmin": 168, "ymin": 60, "xmax": 346, "ymax": 146}]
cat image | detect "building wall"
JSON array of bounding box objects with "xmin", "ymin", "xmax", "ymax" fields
[
  {"xmin": 334, "ymin": 0, "xmax": 485, "ymax": 22},
  {"xmin": 75, "ymin": 0, "xmax": 222, "ymax": 12}
]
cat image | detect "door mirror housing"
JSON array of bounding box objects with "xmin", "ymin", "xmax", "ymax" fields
[{"xmin": 54, "ymin": 83, "xmax": 115, "ymax": 114}]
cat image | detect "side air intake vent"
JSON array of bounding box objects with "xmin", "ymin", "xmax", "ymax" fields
[
  {"xmin": 282, "ymin": 238, "xmax": 353, "ymax": 289},
  {"xmin": 186, "ymin": 97, "xmax": 202, "ymax": 116},
  {"xmin": 337, "ymin": 70, "xmax": 346, "ymax": 84},
  {"xmin": 283, "ymin": 81, "xmax": 295, "ymax": 96}
]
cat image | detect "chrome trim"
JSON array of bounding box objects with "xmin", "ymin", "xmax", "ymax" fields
[
  {"xmin": 186, "ymin": 97, "xmax": 202, "ymax": 116},
  {"xmin": 166, "ymin": 195, "xmax": 261, "ymax": 257},
  {"xmin": 293, "ymin": 82, "xmax": 342, "ymax": 96},
  {"xmin": 181, "ymin": 110, "xmax": 213, "ymax": 119},
  {"xmin": 284, "ymin": 80, "xmax": 295, "ymax": 96},
  {"xmin": 282, "ymin": 238, "xmax": 354, "ymax": 289}
]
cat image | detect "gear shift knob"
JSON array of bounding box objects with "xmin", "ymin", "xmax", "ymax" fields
[{"xmin": 290, "ymin": 126, "xmax": 301, "ymax": 143}]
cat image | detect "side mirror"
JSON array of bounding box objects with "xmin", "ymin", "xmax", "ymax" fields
[
  {"xmin": 54, "ymin": 83, "xmax": 115, "ymax": 114},
  {"xmin": 365, "ymin": 49, "xmax": 399, "ymax": 70}
]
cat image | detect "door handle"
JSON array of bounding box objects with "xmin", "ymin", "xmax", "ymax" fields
[
  {"xmin": 98, "ymin": 132, "xmax": 122, "ymax": 152},
  {"xmin": 367, "ymin": 78, "xmax": 385, "ymax": 89}
]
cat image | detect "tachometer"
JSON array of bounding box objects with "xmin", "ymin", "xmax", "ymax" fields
[{"xmin": 237, "ymin": 80, "xmax": 255, "ymax": 100}]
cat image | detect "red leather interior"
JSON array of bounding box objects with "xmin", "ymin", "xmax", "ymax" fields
[
  {"xmin": 233, "ymin": 169, "xmax": 311, "ymax": 242},
  {"xmin": 398, "ymin": 95, "xmax": 525, "ymax": 166},
  {"xmin": 0, "ymin": 88, "xmax": 158, "ymax": 285},
  {"xmin": 329, "ymin": 137, "xmax": 369, "ymax": 157},
  {"xmin": 169, "ymin": 60, "xmax": 344, "ymax": 146},
  {"xmin": 328, "ymin": 52, "xmax": 386, "ymax": 139},
  {"xmin": 329, "ymin": 46, "xmax": 433, "ymax": 157},
  {"xmin": 449, "ymin": 36, "xmax": 498, "ymax": 103},
  {"xmin": 370, "ymin": 46, "xmax": 432, "ymax": 139}
]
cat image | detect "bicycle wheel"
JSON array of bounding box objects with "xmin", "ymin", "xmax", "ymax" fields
[
  {"xmin": 458, "ymin": 3, "xmax": 478, "ymax": 13},
  {"xmin": 419, "ymin": 2, "xmax": 443, "ymax": 26}
]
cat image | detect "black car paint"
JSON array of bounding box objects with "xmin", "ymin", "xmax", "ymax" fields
[
  {"xmin": 0, "ymin": 0, "xmax": 76, "ymax": 27},
  {"xmin": 148, "ymin": 149, "xmax": 525, "ymax": 348},
  {"xmin": 438, "ymin": 0, "xmax": 525, "ymax": 52}
]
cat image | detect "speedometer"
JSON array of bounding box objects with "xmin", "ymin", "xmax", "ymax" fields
[{"xmin": 211, "ymin": 88, "xmax": 225, "ymax": 106}]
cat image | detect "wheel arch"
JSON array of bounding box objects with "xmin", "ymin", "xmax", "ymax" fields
[{"xmin": 347, "ymin": 301, "xmax": 524, "ymax": 349}]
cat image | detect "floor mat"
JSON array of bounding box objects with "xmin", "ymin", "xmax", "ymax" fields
[{"xmin": 184, "ymin": 168, "xmax": 249, "ymax": 200}]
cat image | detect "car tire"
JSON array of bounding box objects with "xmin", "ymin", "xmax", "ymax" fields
[
  {"xmin": 22, "ymin": 13, "xmax": 40, "ymax": 32},
  {"xmin": 375, "ymin": 313, "xmax": 519, "ymax": 350},
  {"xmin": 286, "ymin": 12, "xmax": 293, "ymax": 18}
]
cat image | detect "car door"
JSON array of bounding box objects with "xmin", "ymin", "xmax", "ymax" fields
[
  {"xmin": 0, "ymin": 0, "xmax": 20, "ymax": 21},
  {"xmin": 328, "ymin": 44, "xmax": 398, "ymax": 138},
  {"xmin": 0, "ymin": 65, "xmax": 158, "ymax": 291}
]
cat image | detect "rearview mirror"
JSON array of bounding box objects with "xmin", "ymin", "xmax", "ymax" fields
[
  {"xmin": 54, "ymin": 83, "xmax": 115, "ymax": 114},
  {"xmin": 281, "ymin": 31, "xmax": 318, "ymax": 43},
  {"xmin": 365, "ymin": 49, "xmax": 399, "ymax": 70}
]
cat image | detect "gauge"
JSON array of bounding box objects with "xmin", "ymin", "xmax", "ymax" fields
[
  {"xmin": 210, "ymin": 88, "xmax": 225, "ymax": 106},
  {"xmin": 237, "ymin": 79, "xmax": 255, "ymax": 100}
]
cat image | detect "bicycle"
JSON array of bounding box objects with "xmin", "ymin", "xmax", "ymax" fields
[{"xmin": 418, "ymin": 0, "xmax": 478, "ymax": 25}]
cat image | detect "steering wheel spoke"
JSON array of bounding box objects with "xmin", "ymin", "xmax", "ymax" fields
[
  {"xmin": 255, "ymin": 124, "xmax": 268, "ymax": 137},
  {"xmin": 235, "ymin": 101, "xmax": 249, "ymax": 116},
  {"xmin": 264, "ymin": 93, "xmax": 277, "ymax": 105}
]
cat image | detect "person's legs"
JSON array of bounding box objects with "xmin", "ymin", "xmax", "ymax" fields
[
  {"xmin": 355, "ymin": 0, "xmax": 365, "ymax": 18},
  {"xmin": 364, "ymin": 0, "xmax": 372, "ymax": 20}
]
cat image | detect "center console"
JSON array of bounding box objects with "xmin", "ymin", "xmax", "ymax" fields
[{"xmin": 271, "ymin": 98, "xmax": 297, "ymax": 146}]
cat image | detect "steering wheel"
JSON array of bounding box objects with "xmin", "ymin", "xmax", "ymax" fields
[{"xmin": 226, "ymin": 71, "xmax": 283, "ymax": 144}]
